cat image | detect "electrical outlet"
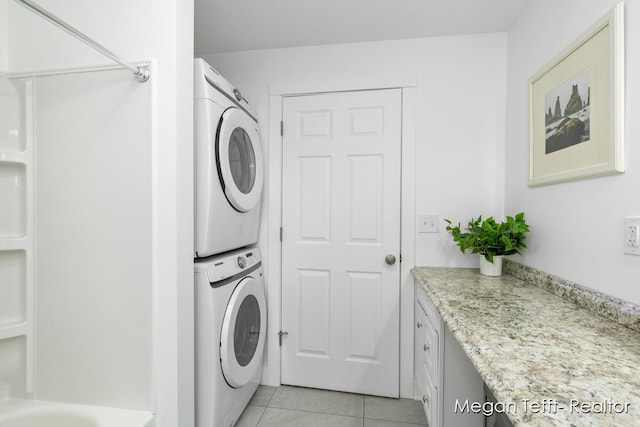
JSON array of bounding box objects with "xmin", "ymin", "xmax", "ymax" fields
[
  {"xmin": 623, "ymin": 217, "xmax": 640, "ymax": 255},
  {"xmin": 628, "ymin": 225, "xmax": 640, "ymax": 246},
  {"xmin": 418, "ymin": 214, "xmax": 439, "ymax": 233}
]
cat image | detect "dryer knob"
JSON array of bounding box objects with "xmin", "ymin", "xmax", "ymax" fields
[{"xmin": 237, "ymin": 256, "xmax": 247, "ymax": 269}]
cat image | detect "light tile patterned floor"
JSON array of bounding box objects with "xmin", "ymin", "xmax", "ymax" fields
[{"xmin": 236, "ymin": 385, "xmax": 428, "ymax": 427}]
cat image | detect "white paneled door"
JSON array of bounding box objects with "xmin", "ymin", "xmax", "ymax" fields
[{"xmin": 281, "ymin": 89, "xmax": 402, "ymax": 397}]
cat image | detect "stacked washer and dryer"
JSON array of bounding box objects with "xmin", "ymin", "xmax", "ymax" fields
[{"xmin": 193, "ymin": 58, "xmax": 267, "ymax": 427}]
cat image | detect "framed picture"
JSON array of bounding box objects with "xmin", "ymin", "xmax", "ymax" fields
[{"xmin": 528, "ymin": 3, "xmax": 624, "ymax": 187}]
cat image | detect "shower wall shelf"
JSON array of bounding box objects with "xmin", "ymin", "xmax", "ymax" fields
[
  {"xmin": 0, "ymin": 152, "xmax": 28, "ymax": 163},
  {"xmin": 0, "ymin": 77, "xmax": 34, "ymax": 396},
  {"xmin": 0, "ymin": 239, "xmax": 28, "ymax": 250},
  {"xmin": 0, "ymin": 324, "xmax": 28, "ymax": 341}
]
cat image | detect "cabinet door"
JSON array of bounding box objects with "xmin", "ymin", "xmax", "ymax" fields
[
  {"xmin": 422, "ymin": 365, "xmax": 439, "ymax": 427},
  {"xmin": 421, "ymin": 313, "xmax": 439, "ymax": 375},
  {"xmin": 414, "ymin": 303, "xmax": 428, "ymax": 397},
  {"xmin": 416, "ymin": 300, "xmax": 441, "ymax": 427}
]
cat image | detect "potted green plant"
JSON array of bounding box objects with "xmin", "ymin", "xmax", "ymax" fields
[{"xmin": 444, "ymin": 212, "xmax": 530, "ymax": 276}]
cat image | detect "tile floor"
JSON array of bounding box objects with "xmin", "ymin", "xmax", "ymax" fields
[{"xmin": 236, "ymin": 385, "xmax": 428, "ymax": 427}]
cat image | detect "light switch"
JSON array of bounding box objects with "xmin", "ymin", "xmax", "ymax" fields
[
  {"xmin": 623, "ymin": 217, "xmax": 640, "ymax": 255},
  {"xmin": 418, "ymin": 214, "xmax": 439, "ymax": 233}
]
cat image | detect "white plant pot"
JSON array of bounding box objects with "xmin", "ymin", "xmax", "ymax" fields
[{"xmin": 479, "ymin": 255, "xmax": 503, "ymax": 277}]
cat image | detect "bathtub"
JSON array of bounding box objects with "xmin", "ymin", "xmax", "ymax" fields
[{"xmin": 0, "ymin": 399, "xmax": 154, "ymax": 427}]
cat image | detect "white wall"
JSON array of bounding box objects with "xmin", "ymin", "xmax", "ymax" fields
[
  {"xmin": 505, "ymin": 0, "xmax": 640, "ymax": 304},
  {"xmin": 8, "ymin": 0, "xmax": 150, "ymax": 73},
  {"xmin": 6, "ymin": 0, "xmax": 194, "ymax": 425},
  {"xmin": 34, "ymin": 69, "xmax": 152, "ymax": 409},
  {"xmin": 203, "ymin": 33, "xmax": 507, "ymax": 270}
]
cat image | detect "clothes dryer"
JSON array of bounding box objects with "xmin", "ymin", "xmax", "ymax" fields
[
  {"xmin": 194, "ymin": 58, "xmax": 264, "ymax": 258},
  {"xmin": 195, "ymin": 247, "xmax": 266, "ymax": 427}
]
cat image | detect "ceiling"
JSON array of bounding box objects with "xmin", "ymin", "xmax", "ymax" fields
[{"xmin": 195, "ymin": 0, "xmax": 529, "ymax": 55}]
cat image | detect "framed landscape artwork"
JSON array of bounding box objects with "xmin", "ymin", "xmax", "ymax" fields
[{"xmin": 528, "ymin": 3, "xmax": 624, "ymax": 187}]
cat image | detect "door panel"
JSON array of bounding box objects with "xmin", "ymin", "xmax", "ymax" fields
[
  {"xmin": 297, "ymin": 269, "xmax": 331, "ymax": 356},
  {"xmin": 281, "ymin": 89, "xmax": 402, "ymax": 397},
  {"xmin": 346, "ymin": 271, "xmax": 382, "ymax": 360},
  {"xmin": 348, "ymin": 155, "xmax": 382, "ymax": 242},
  {"xmin": 298, "ymin": 157, "xmax": 332, "ymax": 241}
]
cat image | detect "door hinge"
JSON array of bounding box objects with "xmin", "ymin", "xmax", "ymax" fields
[
  {"xmin": 280, "ymin": 227, "xmax": 283, "ymax": 242},
  {"xmin": 278, "ymin": 330, "xmax": 288, "ymax": 346},
  {"xmin": 280, "ymin": 120, "xmax": 283, "ymax": 136},
  {"xmin": 399, "ymin": 254, "xmax": 402, "ymax": 263}
]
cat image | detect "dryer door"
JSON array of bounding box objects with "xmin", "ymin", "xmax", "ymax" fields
[
  {"xmin": 216, "ymin": 107, "xmax": 264, "ymax": 212},
  {"xmin": 220, "ymin": 275, "xmax": 266, "ymax": 388}
]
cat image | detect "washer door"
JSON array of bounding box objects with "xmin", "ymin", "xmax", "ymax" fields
[
  {"xmin": 220, "ymin": 276, "xmax": 266, "ymax": 388},
  {"xmin": 216, "ymin": 107, "xmax": 264, "ymax": 212}
]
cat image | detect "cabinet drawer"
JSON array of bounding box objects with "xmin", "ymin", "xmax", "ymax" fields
[
  {"xmin": 421, "ymin": 319, "xmax": 439, "ymax": 375},
  {"xmin": 416, "ymin": 285, "xmax": 439, "ymax": 330}
]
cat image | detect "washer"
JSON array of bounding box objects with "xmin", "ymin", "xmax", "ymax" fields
[
  {"xmin": 194, "ymin": 58, "xmax": 264, "ymax": 258},
  {"xmin": 195, "ymin": 247, "xmax": 266, "ymax": 427}
]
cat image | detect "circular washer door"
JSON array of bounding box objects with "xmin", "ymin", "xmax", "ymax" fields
[
  {"xmin": 220, "ymin": 275, "xmax": 266, "ymax": 388},
  {"xmin": 216, "ymin": 107, "xmax": 264, "ymax": 212}
]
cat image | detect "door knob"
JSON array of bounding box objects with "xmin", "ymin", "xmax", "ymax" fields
[{"xmin": 385, "ymin": 254, "xmax": 396, "ymax": 265}]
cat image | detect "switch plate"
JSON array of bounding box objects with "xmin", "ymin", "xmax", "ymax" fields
[
  {"xmin": 623, "ymin": 217, "xmax": 640, "ymax": 255},
  {"xmin": 418, "ymin": 214, "xmax": 439, "ymax": 233}
]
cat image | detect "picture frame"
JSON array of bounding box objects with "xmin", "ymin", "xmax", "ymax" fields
[{"xmin": 528, "ymin": 3, "xmax": 624, "ymax": 187}]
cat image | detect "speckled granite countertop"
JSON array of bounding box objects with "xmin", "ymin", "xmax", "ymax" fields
[{"xmin": 412, "ymin": 267, "xmax": 640, "ymax": 427}]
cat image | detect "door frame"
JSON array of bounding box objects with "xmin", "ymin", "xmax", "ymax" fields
[{"xmin": 265, "ymin": 77, "xmax": 416, "ymax": 398}]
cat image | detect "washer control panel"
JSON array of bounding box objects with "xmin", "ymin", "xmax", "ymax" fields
[
  {"xmin": 236, "ymin": 256, "xmax": 247, "ymax": 269},
  {"xmin": 202, "ymin": 249, "xmax": 260, "ymax": 285}
]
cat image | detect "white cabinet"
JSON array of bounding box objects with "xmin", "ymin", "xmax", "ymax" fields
[
  {"xmin": 414, "ymin": 283, "xmax": 441, "ymax": 426},
  {"xmin": 414, "ymin": 282, "xmax": 484, "ymax": 427}
]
